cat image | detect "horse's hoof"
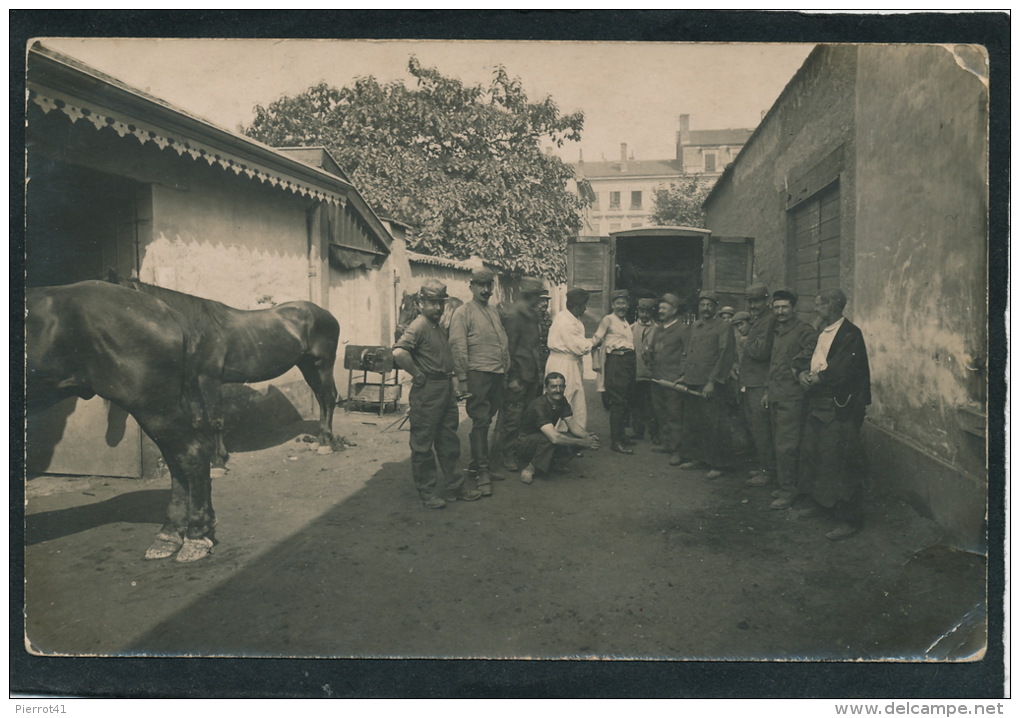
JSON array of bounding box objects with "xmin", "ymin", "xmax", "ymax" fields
[
  {"xmin": 174, "ymin": 537, "xmax": 214, "ymax": 563},
  {"xmin": 144, "ymin": 532, "xmax": 184, "ymax": 560},
  {"xmin": 210, "ymin": 467, "xmax": 227, "ymax": 479}
]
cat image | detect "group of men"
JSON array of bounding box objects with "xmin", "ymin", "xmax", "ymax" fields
[
  {"xmin": 624, "ymin": 283, "xmax": 872, "ymax": 541},
  {"xmin": 392, "ymin": 269, "xmax": 598, "ymax": 510},
  {"xmin": 392, "ymin": 269, "xmax": 872, "ymax": 542}
]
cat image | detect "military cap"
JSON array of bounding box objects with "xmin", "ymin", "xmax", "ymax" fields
[
  {"xmin": 637, "ymin": 297, "xmax": 657, "ymax": 309},
  {"xmin": 731, "ymin": 310, "xmax": 752, "ymax": 323},
  {"xmin": 565, "ymin": 288, "xmax": 590, "ymax": 305},
  {"xmin": 745, "ymin": 283, "xmax": 770, "ymax": 299},
  {"xmin": 470, "ymin": 268, "xmax": 496, "ymax": 284},
  {"xmin": 418, "ymin": 279, "xmax": 449, "ymax": 300},
  {"xmin": 659, "ymin": 293, "xmax": 682, "ymax": 309},
  {"xmin": 698, "ymin": 290, "xmax": 720, "ymax": 304},
  {"xmin": 610, "ymin": 289, "xmax": 630, "ymax": 301},
  {"xmin": 772, "ymin": 288, "xmax": 798, "ymax": 304},
  {"xmin": 520, "ymin": 276, "xmax": 549, "ymax": 298},
  {"xmin": 719, "ymin": 306, "xmax": 736, "ymax": 317}
]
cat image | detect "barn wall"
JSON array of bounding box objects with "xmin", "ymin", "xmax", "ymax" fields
[
  {"xmin": 142, "ymin": 169, "xmax": 338, "ymax": 422},
  {"xmin": 704, "ymin": 45, "xmax": 859, "ymax": 303},
  {"xmin": 703, "ymin": 44, "xmax": 989, "ymax": 548},
  {"xmin": 852, "ymin": 44, "xmax": 988, "ymax": 547}
]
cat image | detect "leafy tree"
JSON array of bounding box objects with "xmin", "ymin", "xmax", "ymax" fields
[
  {"xmin": 649, "ymin": 174, "xmax": 712, "ymax": 228},
  {"xmin": 245, "ymin": 57, "xmax": 586, "ymax": 281}
]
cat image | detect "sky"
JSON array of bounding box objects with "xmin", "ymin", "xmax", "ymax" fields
[{"xmin": 41, "ymin": 38, "xmax": 814, "ymax": 165}]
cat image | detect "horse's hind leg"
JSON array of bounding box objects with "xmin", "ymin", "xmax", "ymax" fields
[{"xmin": 298, "ymin": 358, "xmax": 340, "ymax": 452}]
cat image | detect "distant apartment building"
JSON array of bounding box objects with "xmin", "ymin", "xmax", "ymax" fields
[{"xmin": 573, "ymin": 115, "xmax": 754, "ymax": 235}]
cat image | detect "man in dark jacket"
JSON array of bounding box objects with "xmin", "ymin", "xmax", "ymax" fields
[
  {"xmin": 648, "ymin": 293, "xmax": 687, "ymax": 466},
  {"xmin": 764, "ymin": 289, "xmax": 818, "ymax": 510},
  {"xmin": 740, "ymin": 283, "xmax": 777, "ymax": 488},
  {"xmin": 497, "ymin": 277, "xmax": 549, "ymax": 471},
  {"xmin": 795, "ymin": 288, "xmax": 872, "ymax": 541},
  {"xmin": 676, "ymin": 290, "xmax": 736, "ymax": 480}
]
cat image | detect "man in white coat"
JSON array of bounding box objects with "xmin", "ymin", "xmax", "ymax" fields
[{"xmin": 544, "ymin": 288, "xmax": 600, "ymax": 434}]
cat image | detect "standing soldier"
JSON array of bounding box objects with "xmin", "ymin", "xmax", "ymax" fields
[
  {"xmin": 393, "ymin": 280, "xmax": 482, "ymax": 509},
  {"xmin": 497, "ymin": 277, "xmax": 549, "ymax": 472},
  {"xmin": 448, "ymin": 268, "xmax": 510, "ymax": 498},
  {"xmin": 675, "ymin": 290, "xmax": 736, "ymax": 480},
  {"xmin": 796, "ymin": 288, "xmax": 872, "ymax": 540},
  {"xmin": 593, "ymin": 289, "xmax": 637, "ymax": 454},
  {"xmin": 762, "ymin": 289, "xmax": 818, "ymax": 510},
  {"xmin": 649, "ymin": 293, "xmax": 687, "ymax": 466},
  {"xmin": 741, "ymin": 283, "xmax": 778, "ymax": 488},
  {"xmin": 630, "ymin": 296, "xmax": 660, "ymax": 443}
]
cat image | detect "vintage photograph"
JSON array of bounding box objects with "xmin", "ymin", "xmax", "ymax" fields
[{"xmin": 18, "ymin": 17, "xmax": 1000, "ymax": 695}]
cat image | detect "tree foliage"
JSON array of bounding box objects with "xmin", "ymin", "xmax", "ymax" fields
[
  {"xmin": 649, "ymin": 175, "xmax": 712, "ymax": 228},
  {"xmin": 245, "ymin": 57, "xmax": 586, "ymax": 281}
]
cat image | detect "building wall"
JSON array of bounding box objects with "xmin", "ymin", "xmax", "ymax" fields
[
  {"xmin": 587, "ymin": 176, "xmax": 672, "ymax": 234},
  {"xmin": 852, "ymin": 44, "xmax": 988, "ymax": 545},
  {"xmin": 142, "ymin": 172, "xmax": 311, "ymax": 309},
  {"xmin": 704, "ymin": 45, "xmax": 859, "ymax": 299},
  {"xmin": 704, "ymin": 44, "xmax": 989, "ymax": 548}
]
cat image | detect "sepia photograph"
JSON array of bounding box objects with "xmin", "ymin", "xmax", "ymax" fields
[{"xmin": 14, "ymin": 10, "xmax": 1006, "ymax": 700}]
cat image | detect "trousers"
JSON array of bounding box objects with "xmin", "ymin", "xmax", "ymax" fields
[
  {"xmin": 768, "ymin": 396, "xmax": 807, "ymax": 495},
  {"xmin": 651, "ymin": 382, "xmax": 684, "ymax": 453},
  {"xmin": 495, "ymin": 377, "xmax": 540, "ymax": 467},
  {"xmin": 743, "ymin": 386, "xmax": 776, "ymax": 476},
  {"xmin": 465, "ymin": 370, "xmax": 505, "ymax": 471},
  {"xmin": 408, "ymin": 378, "xmax": 462, "ymax": 498}
]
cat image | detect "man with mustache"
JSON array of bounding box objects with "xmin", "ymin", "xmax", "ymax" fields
[
  {"xmin": 763, "ymin": 288, "xmax": 818, "ymax": 510},
  {"xmin": 393, "ymin": 280, "xmax": 482, "ymax": 508},
  {"xmin": 517, "ymin": 372, "xmax": 601, "ymax": 484},
  {"xmin": 795, "ymin": 288, "xmax": 872, "ymax": 540},
  {"xmin": 448, "ymin": 268, "xmax": 511, "ymax": 498},
  {"xmin": 648, "ymin": 293, "xmax": 687, "ymax": 466},
  {"xmin": 740, "ymin": 283, "xmax": 778, "ymax": 488},
  {"xmin": 675, "ymin": 290, "xmax": 736, "ymax": 480}
]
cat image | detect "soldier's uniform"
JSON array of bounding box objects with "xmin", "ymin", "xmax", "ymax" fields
[{"xmin": 394, "ymin": 280, "xmax": 479, "ymax": 508}]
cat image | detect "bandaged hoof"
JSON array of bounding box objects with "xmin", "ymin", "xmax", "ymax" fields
[
  {"xmin": 144, "ymin": 532, "xmax": 183, "ymax": 560},
  {"xmin": 174, "ymin": 537, "xmax": 214, "ymax": 563},
  {"xmin": 210, "ymin": 467, "xmax": 227, "ymax": 479},
  {"xmin": 316, "ymin": 445, "xmax": 334, "ymax": 455}
]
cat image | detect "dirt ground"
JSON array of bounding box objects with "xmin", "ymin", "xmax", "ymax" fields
[{"xmin": 22, "ymin": 382, "xmax": 986, "ymax": 667}]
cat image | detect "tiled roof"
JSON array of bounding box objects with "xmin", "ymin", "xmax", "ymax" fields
[
  {"xmin": 688, "ymin": 128, "xmax": 755, "ymax": 146},
  {"xmin": 575, "ymin": 159, "xmax": 683, "ymax": 178}
]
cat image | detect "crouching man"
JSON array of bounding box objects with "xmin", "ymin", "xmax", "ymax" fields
[
  {"xmin": 517, "ymin": 372, "xmax": 600, "ymax": 484},
  {"xmin": 393, "ymin": 279, "xmax": 482, "ymax": 509}
]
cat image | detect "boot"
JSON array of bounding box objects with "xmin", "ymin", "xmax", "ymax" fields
[{"xmin": 475, "ymin": 468, "xmax": 494, "ymax": 496}]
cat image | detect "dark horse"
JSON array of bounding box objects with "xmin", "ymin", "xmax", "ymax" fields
[
  {"xmin": 27, "ymin": 281, "xmax": 217, "ymax": 561},
  {"xmin": 111, "ymin": 275, "xmax": 343, "ymax": 474}
]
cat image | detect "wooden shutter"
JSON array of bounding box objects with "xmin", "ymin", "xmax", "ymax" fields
[
  {"xmin": 704, "ymin": 236, "xmax": 753, "ymax": 309},
  {"xmin": 790, "ymin": 182, "xmax": 840, "ymax": 322},
  {"xmin": 568, "ymin": 237, "xmax": 610, "ymax": 334}
]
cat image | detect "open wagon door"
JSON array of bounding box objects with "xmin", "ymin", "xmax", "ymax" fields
[
  {"xmin": 567, "ymin": 236, "xmax": 611, "ymax": 334},
  {"xmin": 703, "ymin": 236, "xmax": 754, "ymax": 309}
]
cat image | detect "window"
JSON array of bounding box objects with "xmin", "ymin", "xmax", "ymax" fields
[
  {"xmin": 630, "ymin": 191, "xmax": 642, "ymax": 209},
  {"xmin": 631, "ymin": 222, "xmax": 643, "ymax": 228},
  {"xmin": 609, "ymin": 191, "xmax": 621, "ymax": 210},
  {"xmin": 704, "ymin": 152, "xmax": 717, "ymax": 173},
  {"xmin": 609, "ymin": 223, "xmax": 622, "ymax": 232}
]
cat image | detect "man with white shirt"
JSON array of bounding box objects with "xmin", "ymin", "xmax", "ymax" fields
[
  {"xmin": 545, "ymin": 288, "xmax": 598, "ymax": 436},
  {"xmin": 796, "ymin": 288, "xmax": 872, "ymax": 541},
  {"xmin": 593, "ymin": 289, "xmax": 637, "ymax": 454}
]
